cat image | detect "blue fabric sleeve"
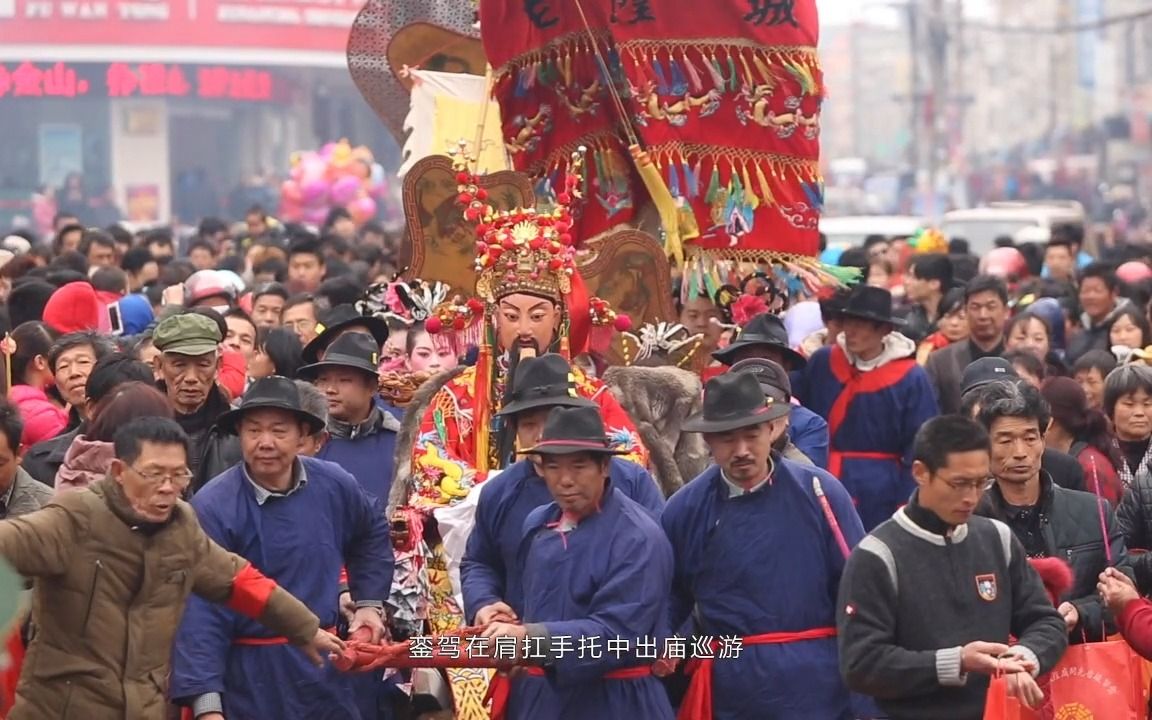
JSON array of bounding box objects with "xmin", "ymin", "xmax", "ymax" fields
[
  {"xmin": 343, "ymin": 483, "xmax": 394, "ymax": 605},
  {"xmin": 621, "ymin": 462, "xmax": 666, "ymax": 515},
  {"xmin": 790, "ymin": 409, "xmax": 830, "ymax": 469},
  {"xmin": 461, "ymin": 494, "xmax": 506, "ymax": 624},
  {"xmin": 170, "ymin": 596, "xmax": 236, "ymax": 703},
  {"xmin": 170, "ymin": 498, "xmax": 236, "ymax": 703}
]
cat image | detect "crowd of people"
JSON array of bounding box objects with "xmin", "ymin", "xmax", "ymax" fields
[{"xmin": 2, "ymin": 196, "xmax": 1152, "ymax": 720}]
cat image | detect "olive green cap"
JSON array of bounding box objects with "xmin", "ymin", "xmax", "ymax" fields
[{"xmin": 153, "ymin": 313, "xmax": 222, "ymax": 356}]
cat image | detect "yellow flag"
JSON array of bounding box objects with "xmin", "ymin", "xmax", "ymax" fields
[{"xmin": 433, "ymin": 93, "xmax": 510, "ymax": 173}]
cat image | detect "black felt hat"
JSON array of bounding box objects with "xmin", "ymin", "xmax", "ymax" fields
[
  {"xmin": 297, "ymin": 332, "xmax": 381, "ymax": 381},
  {"xmin": 683, "ymin": 371, "xmax": 791, "ymax": 433},
  {"xmin": 301, "ymin": 304, "xmax": 390, "ymax": 364},
  {"xmin": 216, "ymin": 376, "xmax": 326, "ymax": 435},
  {"xmin": 712, "ymin": 312, "xmax": 807, "ymax": 368},
  {"xmin": 836, "ymin": 285, "xmax": 905, "ymax": 326},
  {"xmin": 496, "ymin": 354, "xmax": 596, "ymax": 417},
  {"xmin": 518, "ymin": 406, "xmax": 627, "ymax": 456}
]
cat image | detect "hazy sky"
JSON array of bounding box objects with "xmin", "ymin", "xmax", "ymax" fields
[
  {"xmin": 818, "ymin": 0, "xmax": 993, "ymax": 26},
  {"xmin": 819, "ymin": 0, "xmax": 900, "ymax": 26}
]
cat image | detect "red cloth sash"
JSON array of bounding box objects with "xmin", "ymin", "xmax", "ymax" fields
[
  {"xmin": 677, "ymin": 627, "xmax": 837, "ymax": 720},
  {"xmin": 826, "ymin": 346, "xmax": 916, "ymax": 479},
  {"xmin": 486, "ymin": 665, "xmax": 655, "ymax": 720}
]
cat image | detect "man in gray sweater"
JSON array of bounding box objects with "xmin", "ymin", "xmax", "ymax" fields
[{"xmin": 837, "ymin": 415, "xmax": 1067, "ymax": 720}]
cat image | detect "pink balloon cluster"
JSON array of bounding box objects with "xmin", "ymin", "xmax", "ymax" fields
[{"xmin": 280, "ymin": 139, "xmax": 388, "ymax": 226}]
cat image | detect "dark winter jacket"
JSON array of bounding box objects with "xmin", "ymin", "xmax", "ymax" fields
[
  {"xmin": 977, "ymin": 473, "xmax": 1130, "ymax": 640},
  {"xmin": 1066, "ymin": 301, "xmax": 1133, "ymax": 364},
  {"xmin": 899, "ymin": 303, "xmax": 937, "ymax": 344},
  {"xmin": 924, "ymin": 339, "xmax": 1005, "ymax": 415},
  {"xmin": 1043, "ymin": 448, "xmax": 1086, "ymax": 493},
  {"xmin": 1115, "ymin": 468, "xmax": 1152, "ymax": 594},
  {"xmin": 22, "ymin": 426, "xmax": 81, "ymax": 487},
  {"xmin": 163, "ymin": 385, "xmax": 241, "ymax": 494}
]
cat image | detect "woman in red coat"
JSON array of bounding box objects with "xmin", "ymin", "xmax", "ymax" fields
[
  {"xmin": 1100, "ymin": 567, "xmax": 1152, "ymax": 658},
  {"xmin": 1042, "ymin": 376, "xmax": 1125, "ymax": 504}
]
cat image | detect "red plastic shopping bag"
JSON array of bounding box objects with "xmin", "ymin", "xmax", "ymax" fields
[
  {"xmin": 985, "ymin": 674, "xmax": 1023, "ymax": 720},
  {"xmin": 0, "ymin": 625, "xmax": 23, "ymax": 716},
  {"xmin": 1046, "ymin": 640, "xmax": 1145, "ymax": 720}
]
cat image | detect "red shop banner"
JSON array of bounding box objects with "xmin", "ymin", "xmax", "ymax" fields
[{"xmin": 0, "ymin": 0, "xmax": 355, "ymax": 56}]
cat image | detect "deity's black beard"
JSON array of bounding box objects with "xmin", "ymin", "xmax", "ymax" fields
[{"xmin": 496, "ymin": 339, "xmax": 541, "ymax": 466}]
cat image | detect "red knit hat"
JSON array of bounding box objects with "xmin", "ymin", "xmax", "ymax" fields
[
  {"xmin": 42, "ymin": 282, "xmax": 105, "ymax": 334},
  {"xmin": 1028, "ymin": 557, "xmax": 1074, "ymax": 606}
]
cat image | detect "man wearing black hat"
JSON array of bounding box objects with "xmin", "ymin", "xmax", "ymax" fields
[
  {"xmin": 298, "ymin": 332, "xmax": 400, "ymax": 502},
  {"xmin": 796, "ymin": 284, "xmax": 939, "ymax": 530},
  {"xmin": 481, "ymin": 405, "xmax": 675, "ymax": 720},
  {"xmin": 730, "ymin": 357, "xmax": 825, "ymax": 467},
  {"xmin": 170, "ymin": 377, "xmax": 393, "ymax": 720},
  {"xmin": 661, "ymin": 372, "xmax": 865, "ymax": 720},
  {"xmin": 301, "ymin": 304, "xmax": 390, "ymax": 365},
  {"xmin": 714, "ymin": 313, "xmax": 829, "ymax": 468},
  {"xmin": 462, "ymin": 354, "xmax": 664, "ymax": 630}
]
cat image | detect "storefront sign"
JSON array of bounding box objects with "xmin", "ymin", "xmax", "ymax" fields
[
  {"xmin": 0, "ymin": 0, "xmax": 355, "ymax": 57},
  {"xmin": 0, "ymin": 61, "xmax": 281, "ymax": 101},
  {"xmin": 125, "ymin": 183, "xmax": 160, "ymax": 222}
]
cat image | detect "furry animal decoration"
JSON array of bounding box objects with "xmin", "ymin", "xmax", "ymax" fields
[{"xmin": 603, "ymin": 365, "xmax": 710, "ymax": 496}]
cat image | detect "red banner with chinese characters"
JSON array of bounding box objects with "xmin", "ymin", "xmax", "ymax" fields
[
  {"xmin": 0, "ymin": 0, "xmax": 354, "ymax": 58},
  {"xmin": 0, "ymin": 62, "xmax": 288, "ymax": 102},
  {"xmin": 482, "ymin": 0, "xmax": 822, "ymax": 261}
]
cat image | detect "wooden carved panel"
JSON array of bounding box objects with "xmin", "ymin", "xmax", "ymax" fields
[
  {"xmin": 401, "ymin": 155, "xmax": 534, "ymax": 295},
  {"xmin": 579, "ymin": 229, "xmax": 675, "ymax": 330}
]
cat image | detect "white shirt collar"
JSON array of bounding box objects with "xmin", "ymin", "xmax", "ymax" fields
[{"xmin": 721, "ymin": 458, "xmax": 774, "ymax": 498}]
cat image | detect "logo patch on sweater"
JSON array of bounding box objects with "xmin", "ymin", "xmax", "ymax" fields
[{"xmin": 975, "ymin": 574, "xmax": 997, "ymax": 601}]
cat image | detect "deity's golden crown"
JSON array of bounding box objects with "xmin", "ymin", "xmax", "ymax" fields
[{"xmin": 453, "ymin": 145, "xmax": 584, "ymax": 304}]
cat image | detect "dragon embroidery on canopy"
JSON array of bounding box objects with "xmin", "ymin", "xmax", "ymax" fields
[
  {"xmin": 506, "ymin": 105, "xmax": 554, "ymax": 155},
  {"xmin": 630, "ymin": 79, "xmax": 721, "ymax": 127},
  {"xmin": 557, "ymin": 77, "xmax": 602, "ymax": 121},
  {"xmin": 735, "ymin": 60, "xmax": 821, "ymax": 139}
]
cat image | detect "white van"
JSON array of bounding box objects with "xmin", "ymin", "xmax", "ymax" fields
[{"xmin": 940, "ymin": 202, "xmax": 1085, "ymax": 255}]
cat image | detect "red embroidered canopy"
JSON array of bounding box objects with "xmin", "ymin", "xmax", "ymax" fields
[{"xmin": 480, "ymin": 0, "xmax": 823, "ymax": 269}]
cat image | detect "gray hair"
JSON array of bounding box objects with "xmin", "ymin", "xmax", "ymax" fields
[
  {"xmin": 973, "ymin": 379, "xmax": 1051, "ymax": 434},
  {"xmin": 294, "ymin": 380, "xmax": 329, "ymax": 434},
  {"xmin": 1104, "ymin": 363, "xmax": 1152, "ymax": 419}
]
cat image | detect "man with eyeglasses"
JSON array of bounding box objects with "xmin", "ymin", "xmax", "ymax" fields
[
  {"xmin": 837, "ymin": 414, "xmax": 1067, "ymax": 719},
  {"xmin": 0, "ymin": 417, "xmax": 343, "ymax": 719},
  {"xmin": 971, "ymin": 380, "xmax": 1132, "ymax": 644},
  {"xmin": 282, "ymin": 293, "xmax": 320, "ymax": 345}
]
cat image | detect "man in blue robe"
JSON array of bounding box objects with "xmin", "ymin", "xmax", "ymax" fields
[
  {"xmin": 795, "ymin": 285, "xmax": 939, "ymax": 530},
  {"xmin": 482, "ymin": 405, "xmax": 675, "ymax": 720},
  {"xmin": 662, "ymin": 371, "xmax": 865, "ymax": 720},
  {"xmin": 712, "ymin": 312, "xmax": 829, "ymax": 467},
  {"xmin": 298, "ymin": 332, "xmax": 400, "ymax": 503},
  {"xmin": 170, "ymin": 377, "xmax": 394, "ymax": 720},
  {"xmin": 462, "ymin": 353, "xmax": 664, "ymax": 627}
]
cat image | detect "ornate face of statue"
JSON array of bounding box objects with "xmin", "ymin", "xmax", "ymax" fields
[{"xmin": 495, "ymin": 293, "xmax": 560, "ymax": 353}]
